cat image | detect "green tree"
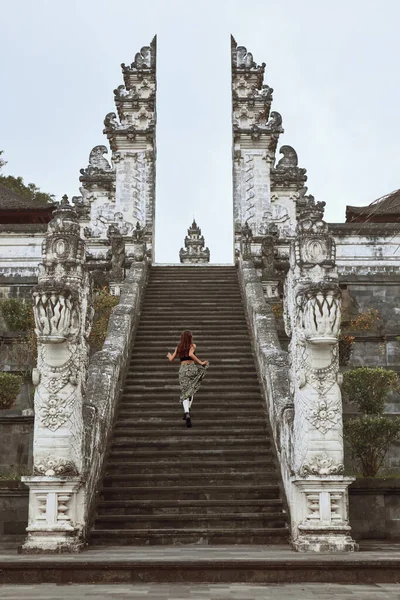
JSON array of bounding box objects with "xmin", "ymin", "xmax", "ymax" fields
[
  {"xmin": 0, "ymin": 150, "xmax": 54, "ymax": 204},
  {"xmin": 343, "ymin": 367, "xmax": 400, "ymax": 477}
]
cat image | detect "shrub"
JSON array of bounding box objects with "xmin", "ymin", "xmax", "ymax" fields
[
  {"xmin": 0, "ymin": 372, "xmax": 23, "ymax": 409},
  {"xmin": 345, "ymin": 415, "xmax": 400, "ymax": 477},
  {"xmin": 347, "ymin": 308, "xmax": 380, "ymax": 331},
  {"xmin": 343, "ymin": 366, "xmax": 400, "ymax": 477},
  {"xmin": 342, "ymin": 367, "xmax": 399, "ymax": 414},
  {"xmin": 89, "ymin": 288, "xmax": 119, "ymax": 350},
  {"xmin": 0, "ymin": 298, "xmax": 34, "ymax": 331}
]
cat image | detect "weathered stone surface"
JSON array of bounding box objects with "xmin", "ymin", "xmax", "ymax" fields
[
  {"xmin": 22, "ymin": 196, "xmax": 93, "ymax": 553},
  {"xmin": 82, "ymin": 259, "xmax": 148, "ymax": 538}
]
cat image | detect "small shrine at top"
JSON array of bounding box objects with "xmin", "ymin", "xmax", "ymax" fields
[{"xmin": 179, "ymin": 220, "xmax": 210, "ymax": 264}]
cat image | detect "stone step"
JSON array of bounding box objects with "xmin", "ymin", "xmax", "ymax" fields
[
  {"xmin": 134, "ymin": 335, "xmax": 250, "ymax": 342},
  {"xmin": 90, "ymin": 265, "xmax": 288, "ymax": 546},
  {"xmin": 93, "ymin": 513, "xmax": 287, "ymax": 530},
  {"xmin": 124, "ymin": 375, "xmax": 259, "ymax": 383},
  {"xmin": 105, "ymin": 459, "xmax": 275, "ymax": 474},
  {"xmin": 2, "ymin": 547, "xmax": 400, "ymax": 584},
  {"xmin": 112, "ymin": 426, "xmax": 267, "ymax": 438},
  {"xmin": 99, "ymin": 485, "xmax": 281, "ymax": 501},
  {"xmin": 108, "ymin": 448, "xmax": 272, "ymax": 461},
  {"xmin": 126, "ymin": 367, "xmax": 257, "ymax": 376},
  {"xmin": 89, "ymin": 528, "xmax": 288, "ymax": 545},
  {"xmin": 117, "ymin": 408, "xmax": 264, "ymax": 417},
  {"xmin": 96, "ymin": 498, "xmax": 284, "ymax": 515},
  {"xmin": 113, "ymin": 418, "xmax": 266, "ymax": 429},
  {"xmin": 140, "ymin": 313, "xmax": 245, "ymax": 317},
  {"xmin": 119, "ymin": 398, "xmax": 264, "ymax": 408},
  {"xmin": 110, "ymin": 438, "xmax": 271, "ymax": 450},
  {"xmin": 102, "ymin": 472, "xmax": 274, "ymax": 487},
  {"xmin": 138, "ymin": 317, "xmax": 246, "ymax": 324},
  {"xmin": 122, "ymin": 386, "xmax": 261, "ymax": 394}
]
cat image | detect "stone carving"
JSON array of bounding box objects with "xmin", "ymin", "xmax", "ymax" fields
[
  {"xmin": 276, "ymin": 145, "xmax": 298, "ymax": 168},
  {"xmin": 244, "ymin": 154, "xmax": 256, "ymax": 226},
  {"xmin": 33, "ymin": 457, "xmax": 78, "ymax": 477},
  {"xmin": 103, "ymin": 112, "xmax": 119, "ymax": 130},
  {"xmin": 39, "ymin": 393, "xmax": 73, "ymax": 431},
  {"xmin": 84, "ymin": 203, "xmax": 136, "ymax": 240},
  {"xmin": 266, "ymin": 111, "xmax": 284, "ymax": 132},
  {"xmin": 232, "ymin": 37, "xmax": 265, "ymax": 72},
  {"xmin": 88, "ymin": 145, "xmax": 112, "ymax": 171},
  {"xmin": 98, "ymin": 40, "xmax": 156, "ymax": 259},
  {"xmin": 283, "ymin": 194, "xmax": 356, "ymax": 552},
  {"xmin": 300, "ymin": 453, "xmax": 345, "ymax": 477},
  {"xmin": 179, "ymin": 220, "xmax": 210, "ymax": 264},
  {"xmin": 240, "ymin": 222, "xmax": 253, "ymax": 260},
  {"xmin": 261, "ymin": 225, "xmax": 279, "ymax": 280},
  {"xmin": 126, "ymin": 222, "xmax": 146, "ymax": 262},
  {"xmin": 232, "ymin": 38, "xmax": 284, "ymax": 254},
  {"xmin": 107, "ymin": 224, "xmax": 125, "ymax": 282},
  {"xmin": 22, "ymin": 195, "xmax": 93, "ymax": 553}
]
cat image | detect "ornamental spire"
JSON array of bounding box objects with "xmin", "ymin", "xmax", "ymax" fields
[{"xmin": 179, "ymin": 220, "xmax": 210, "ymax": 264}]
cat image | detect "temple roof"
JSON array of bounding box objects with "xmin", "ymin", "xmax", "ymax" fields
[
  {"xmin": 0, "ymin": 183, "xmax": 55, "ymax": 224},
  {"xmin": 346, "ymin": 189, "xmax": 400, "ymax": 223},
  {"xmin": 0, "ymin": 183, "xmax": 53, "ymax": 210}
]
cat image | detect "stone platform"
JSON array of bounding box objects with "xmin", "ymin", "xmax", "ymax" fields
[{"xmin": 0, "ymin": 542, "xmax": 399, "ymax": 585}]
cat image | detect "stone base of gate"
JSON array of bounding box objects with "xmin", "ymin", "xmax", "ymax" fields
[
  {"xmin": 291, "ymin": 477, "xmax": 358, "ymax": 553},
  {"xmin": 20, "ymin": 477, "xmax": 84, "ymax": 554}
]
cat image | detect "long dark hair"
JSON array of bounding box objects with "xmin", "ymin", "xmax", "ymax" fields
[{"xmin": 177, "ymin": 330, "xmax": 193, "ymax": 358}]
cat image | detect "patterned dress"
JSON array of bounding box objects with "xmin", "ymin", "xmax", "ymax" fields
[{"xmin": 178, "ymin": 362, "xmax": 209, "ymax": 403}]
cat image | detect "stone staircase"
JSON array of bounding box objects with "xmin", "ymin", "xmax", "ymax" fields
[{"xmin": 90, "ymin": 265, "xmax": 289, "ymax": 545}]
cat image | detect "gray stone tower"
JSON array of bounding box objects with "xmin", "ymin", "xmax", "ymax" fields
[{"xmin": 179, "ymin": 220, "xmax": 210, "ymax": 264}]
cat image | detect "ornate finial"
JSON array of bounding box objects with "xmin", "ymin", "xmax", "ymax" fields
[
  {"xmin": 61, "ymin": 194, "xmax": 69, "ymax": 205},
  {"xmin": 231, "ymin": 36, "xmax": 266, "ymax": 73},
  {"xmin": 266, "ymin": 111, "xmax": 283, "ymax": 132},
  {"xmin": 179, "ymin": 220, "xmax": 210, "ymax": 264},
  {"xmin": 299, "ymin": 195, "xmax": 326, "ymax": 222},
  {"xmin": 276, "ymin": 145, "xmax": 298, "ymax": 168},
  {"xmin": 88, "ymin": 145, "xmax": 112, "ymax": 171},
  {"xmin": 121, "ymin": 36, "xmax": 157, "ymax": 74}
]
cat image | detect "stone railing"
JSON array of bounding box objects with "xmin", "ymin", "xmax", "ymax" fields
[
  {"xmin": 237, "ymin": 258, "xmax": 294, "ymax": 505},
  {"xmin": 82, "ymin": 258, "xmax": 149, "ymax": 538}
]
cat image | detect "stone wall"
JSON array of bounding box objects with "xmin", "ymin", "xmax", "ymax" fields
[
  {"xmin": 349, "ymin": 479, "xmax": 400, "ymax": 540},
  {"xmin": 0, "ymin": 482, "xmax": 29, "ymax": 539},
  {"xmin": 0, "ymin": 415, "xmax": 33, "ymax": 476}
]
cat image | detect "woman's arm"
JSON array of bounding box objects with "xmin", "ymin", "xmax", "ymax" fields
[
  {"xmin": 189, "ymin": 345, "xmax": 208, "ymax": 366},
  {"xmin": 167, "ymin": 347, "xmax": 178, "ymax": 362}
]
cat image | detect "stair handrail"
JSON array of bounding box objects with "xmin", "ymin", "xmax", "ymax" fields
[
  {"xmin": 82, "ymin": 258, "xmax": 149, "ymax": 540},
  {"xmin": 237, "ymin": 258, "xmax": 294, "ymax": 509}
]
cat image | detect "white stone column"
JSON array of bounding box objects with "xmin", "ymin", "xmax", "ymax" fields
[
  {"xmin": 21, "ymin": 197, "xmax": 93, "ymax": 553},
  {"xmin": 284, "ymin": 197, "xmax": 357, "ymax": 552}
]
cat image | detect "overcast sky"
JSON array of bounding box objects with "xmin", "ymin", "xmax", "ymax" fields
[{"xmin": 1, "ymin": 0, "xmax": 399, "ymax": 263}]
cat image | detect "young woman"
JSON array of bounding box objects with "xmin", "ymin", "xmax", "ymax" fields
[{"xmin": 167, "ymin": 330, "xmax": 209, "ymax": 428}]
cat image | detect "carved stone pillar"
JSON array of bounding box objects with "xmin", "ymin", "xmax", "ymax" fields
[
  {"xmin": 22, "ymin": 196, "xmax": 93, "ymax": 553},
  {"xmin": 261, "ymin": 226, "xmax": 280, "ymax": 299},
  {"xmin": 231, "ymin": 37, "xmax": 283, "ymax": 258},
  {"xmin": 107, "ymin": 224, "xmax": 125, "ymax": 295},
  {"xmin": 284, "ymin": 196, "xmax": 357, "ymax": 552}
]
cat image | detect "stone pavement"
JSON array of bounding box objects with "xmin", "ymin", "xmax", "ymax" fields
[{"xmin": 0, "ymin": 583, "xmax": 400, "ymax": 599}]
